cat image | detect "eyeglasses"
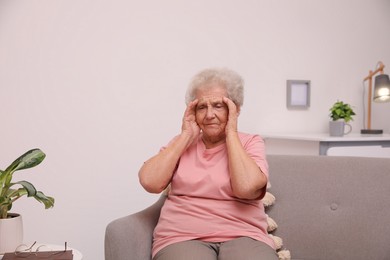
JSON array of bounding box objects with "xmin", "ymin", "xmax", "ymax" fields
[{"xmin": 14, "ymin": 241, "xmax": 68, "ymax": 258}]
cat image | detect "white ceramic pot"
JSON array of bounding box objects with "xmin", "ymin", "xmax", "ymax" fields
[{"xmin": 0, "ymin": 213, "xmax": 23, "ymax": 254}]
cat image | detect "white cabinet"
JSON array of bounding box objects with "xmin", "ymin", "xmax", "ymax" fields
[{"xmin": 262, "ymin": 133, "xmax": 390, "ymax": 158}]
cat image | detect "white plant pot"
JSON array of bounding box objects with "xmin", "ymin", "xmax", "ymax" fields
[{"xmin": 0, "ymin": 213, "xmax": 23, "ymax": 254}]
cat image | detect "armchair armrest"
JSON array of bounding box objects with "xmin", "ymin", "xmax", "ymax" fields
[{"xmin": 105, "ymin": 195, "xmax": 166, "ymax": 260}]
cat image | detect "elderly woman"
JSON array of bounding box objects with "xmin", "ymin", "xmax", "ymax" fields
[{"xmin": 139, "ymin": 68, "xmax": 277, "ymax": 260}]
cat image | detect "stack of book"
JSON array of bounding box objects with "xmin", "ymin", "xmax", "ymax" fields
[{"xmin": 2, "ymin": 250, "xmax": 73, "ymax": 259}]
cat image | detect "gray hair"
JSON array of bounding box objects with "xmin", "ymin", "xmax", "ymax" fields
[{"xmin": 185, "ymin": 68, "xmax": 244, "ymax": 107}]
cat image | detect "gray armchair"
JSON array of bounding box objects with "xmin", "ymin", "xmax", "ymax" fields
[{"xmin": 105, "ymin": 195, "xmax": 166, "ymax": 260}]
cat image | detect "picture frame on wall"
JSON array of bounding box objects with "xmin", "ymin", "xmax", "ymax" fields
[{"xmin": 286, "ymin": 80, "xmax": 311, "ymax": 109}]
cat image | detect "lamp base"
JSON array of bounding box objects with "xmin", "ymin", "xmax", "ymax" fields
[{"xmin": 361, "ymin": 129, "xmax": 383, "ymax": 134}]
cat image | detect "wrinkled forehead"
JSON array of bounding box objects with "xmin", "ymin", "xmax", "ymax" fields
[
  {"xmin": 195, "ymin": 84, "xmax": 228, "ymax": 103},
  {"xmin": 197, "ymin": 95, "xmax": 225, "ymax": 105}
]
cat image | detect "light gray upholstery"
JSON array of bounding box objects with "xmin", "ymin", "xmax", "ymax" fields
[{"xmin": 105, "ymin": 155, "xmax": 390, "ymax": 260}]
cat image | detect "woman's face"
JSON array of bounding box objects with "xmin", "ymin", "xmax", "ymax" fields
[{"xmin": 195, "ymin": 84, "xmax": 229, "ymax": 146}]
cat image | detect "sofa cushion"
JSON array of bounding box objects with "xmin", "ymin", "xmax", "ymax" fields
[{"xmin": 266, "ymin": 155, "xmax": 390, "ymax": 260}]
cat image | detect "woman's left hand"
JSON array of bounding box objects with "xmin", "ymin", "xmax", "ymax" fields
[{"xmin": 223, "ymin": 97, "xmax": 239, "ymax": 134}]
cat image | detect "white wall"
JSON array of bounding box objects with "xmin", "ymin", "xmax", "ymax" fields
[{"xmin": 1, "ymin": 1, "xmax": 389, "ymax": 259}]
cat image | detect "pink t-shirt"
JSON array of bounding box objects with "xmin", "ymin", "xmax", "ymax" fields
[{"xmin": 152, "ymin": 132, "xmax": 275, "ymax": 257}]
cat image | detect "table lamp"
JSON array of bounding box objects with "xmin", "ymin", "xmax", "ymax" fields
[{"xmin": 361, "ymin": 61, "xmax": 390, "ymax": 134}]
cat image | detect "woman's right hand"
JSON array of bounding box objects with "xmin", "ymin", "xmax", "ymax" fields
[{"xmin": 181, "ymin": 99, "xmax": 200, "ymax": 143}]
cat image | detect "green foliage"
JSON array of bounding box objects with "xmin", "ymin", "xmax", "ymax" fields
[
  {"xmin": 329, "ymin": 101, "xmax": 356, "ymax": 122},
  {"xmin": 0, "ymin": 149, "xmax": 55, "ymax": 219}
]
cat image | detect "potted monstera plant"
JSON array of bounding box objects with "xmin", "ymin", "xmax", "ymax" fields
[
  {"xmin": 329, "ymin": 100, "xmax": 356, "ymax": 136},
  {"xmin": 0, "ymin": 148, "xmax": 55, "ymax": 254}
]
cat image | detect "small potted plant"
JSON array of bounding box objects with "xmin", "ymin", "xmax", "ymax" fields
[
  {"xmin": 329, "ymin": 101, "xmax": 356, "ymax": 136},
  {"xmin": 0, "ymin": 148, "xmax": 55, "ymax": 254}
]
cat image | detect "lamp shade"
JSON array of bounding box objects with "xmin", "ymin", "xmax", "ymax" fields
[{"xmin": 374, "ymin": 74, "xmax": 390, "ymax": 102}]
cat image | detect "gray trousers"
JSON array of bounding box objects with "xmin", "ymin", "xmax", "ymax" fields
[{"xmin": 153, "ymin": 237, "xmax": 278, "ymax": 260}]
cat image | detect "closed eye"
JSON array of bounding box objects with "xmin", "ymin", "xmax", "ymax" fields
[
  {"xmin": 213, "ymin": 102, "xmax": 226, "ymax": 109},
  {"xmin": 196, "ymin": 105, "xmax": 206, "ymax": 110}
]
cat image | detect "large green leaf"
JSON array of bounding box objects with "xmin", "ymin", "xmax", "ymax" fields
[{"xmin": 5, "ymin": 149, "xmax": 46, "ymax": 174}]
